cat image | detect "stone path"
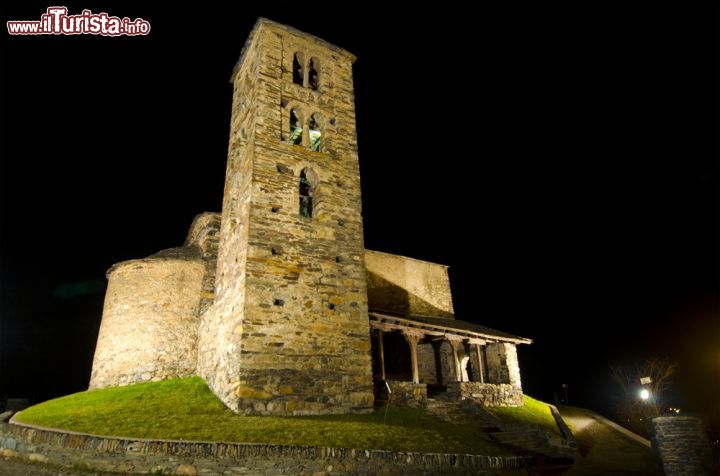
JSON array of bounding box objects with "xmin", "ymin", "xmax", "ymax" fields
[
  {"xmin": 0, "ymin": 455, "xmax": 107, "ymax": 475},
  {"xmin": 537, "ymin": 405, "xmax": 661, "ymax": 475}
]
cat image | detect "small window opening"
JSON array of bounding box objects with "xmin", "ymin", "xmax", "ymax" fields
[
  {"xmin": 271, "ymin": 206, "xmax": 280, "ymax": 213},
  {"xmin": 308, "ymin": 58, "xmax": 320, "ymax": 90},
  {"xmin": 271, "ymin": 247, "xmax": 281, "ymax": 256},
  {"xmin": 309, "ymin": 113, "xmax": 322, "ymax": 151},
  {"xmin": 335, "ymin": 256, "xmax": 342, "ymax": 263},
  {"xmin": 299, "ymin": 169, "xmax": 314, "ymax": 218},
  {"xmin": 292, "ymin": 53, "xmax": 304, "ymax": 85},
  {"xmin": 327, "ymin": 303, "xmax": 336, "ymax": 311},
  {"xmin": 273, "ymin": 298, "xmax": 285, "ymax": 306},
  {"xmin": 337, "ymin": 219, "xmax": 345, "ymax": 227},
  {"xmin": 289, "ymin": 109, "xmax": 303, "ymax": 145}
]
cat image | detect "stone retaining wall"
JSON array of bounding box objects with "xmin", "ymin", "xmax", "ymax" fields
[
  {"xmin": 649, "ymin": 415, "xmax": 716, "ymax": 475},
  {"xmin": 385, "ymin": 380, "xmax": 427, "ymax": 406},
  {"xmin": 0, "ymin": 420, "xmax": 534, "ymax": 475},
  {"xmin": 446, "ymin": 382, "xmax": 523, "ymax": 407}
]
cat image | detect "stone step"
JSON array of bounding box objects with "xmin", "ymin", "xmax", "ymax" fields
[
  {"xmin": 424, "ymin": 396, "xmax": 577, "ymax": 463},
  {"xmin": 489, "ymin": 432, "xmax": 572, "ymax": 459},
  {"xmin": 493, "ymin": 438, "xmax": 545, "ymax": 448},
  {"xmin": 492, "ymin": 431, "xmax": 545, "ymax": 442}
]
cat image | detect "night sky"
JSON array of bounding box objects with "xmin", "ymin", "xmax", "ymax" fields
[{"xmin": 1, "ymin": 1, "xmax": 718, "ymax": 428}]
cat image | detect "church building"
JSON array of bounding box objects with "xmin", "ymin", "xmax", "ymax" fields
[{"xmin": 89, "ymin": 18, "xmax": 531, "ymax": 416}]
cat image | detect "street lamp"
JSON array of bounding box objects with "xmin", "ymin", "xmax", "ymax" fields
[{"xmin": 639, "ymin": 376, "xmax": 652, "ymax": 401}]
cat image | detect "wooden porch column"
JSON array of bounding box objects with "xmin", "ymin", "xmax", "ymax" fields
[
  {"xmin": 377, "ymin": 329, "xmax": 386, "ymax": 380},
  {"xmin": 448, "ymin": 339, "xmax": 463, "ymax": 382},
  {"xmin": 403, "ymin": 332, "xmax": 421, "ymax": 384}
]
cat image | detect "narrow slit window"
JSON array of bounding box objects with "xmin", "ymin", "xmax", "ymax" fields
[
  {"xmin": 292, "ymin": 53, "xmax": 304, "ymax": 85},
  {"xmin": 308, "ymin": 58, "xmax": 320, "ymax": 90},
  {"xmin": 299, "ymin": 169, "xmax": 314, "ymax": 218},
  {"xmin": 309, "ymin": 113, "xmax": 322, "ymax": 151},
  {"xmin": 289, "ymin": 109, "xmax": 303, "ymax": 145}
]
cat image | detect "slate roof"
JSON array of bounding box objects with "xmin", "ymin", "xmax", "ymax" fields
[{"xmin": 369, "ymin": 311, "xmax": 532, "ymax": 344}]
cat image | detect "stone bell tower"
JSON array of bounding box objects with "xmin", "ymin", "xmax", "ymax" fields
[{"xmin": 196, "ymin": 18, "xmax": 374, "ymax": 415}]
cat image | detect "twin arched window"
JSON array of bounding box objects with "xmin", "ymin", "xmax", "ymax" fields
[
  {"xmin": 292, "ymin": 52, "xmax": 320, "ymax": 91},
  {"xmin": 286, "ymin": 108, "xmax": 323, "ymax": 151}
]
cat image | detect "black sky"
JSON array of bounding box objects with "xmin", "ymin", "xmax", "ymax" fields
[{"xmin": 1, "ymin": 1, "xmax": 718, "ymax": 427}]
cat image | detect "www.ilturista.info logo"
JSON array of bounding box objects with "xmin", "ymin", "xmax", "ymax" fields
[{"xmin": 7, "ymin": 7, "xmax": 150, "ymax": 36}]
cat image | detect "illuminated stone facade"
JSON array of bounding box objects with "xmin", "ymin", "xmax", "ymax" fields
[
  {"xmin": 195, "ymin": 19, "xmax": 374, "ymax": 416},
  {"xmin": 89, "ymin": 18, "xmax": 531, "ymax": 414},
  {"xmin": 89, "ymin": 250, "xmax": 205, "ymax": 389},
  {"xmin": 365, "ymin": 250, "xmax": 454, "ymax": 319}
]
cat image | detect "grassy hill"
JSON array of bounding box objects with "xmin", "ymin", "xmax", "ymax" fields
[
  {"xmin": 14, "ymin": 377, "xmax": 556, "ymax": 455},
  {"xmin": 487, "ymin": 394, "xmax": 562, "ymax": 435}
]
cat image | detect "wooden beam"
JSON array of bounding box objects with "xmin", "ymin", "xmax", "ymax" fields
[
  {"xmin": 368, "ymin": 312, "xmax": 532, "ymax": 345},
  {"xmin": 378, "ymin": 329, "xmax": 386, "ymax": 380},
  {"xmin": 467, "ymin": 338, "xmax": 487, "ymax": 345}
]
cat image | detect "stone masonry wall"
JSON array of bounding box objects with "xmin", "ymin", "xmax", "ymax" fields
[
  {"xmin": 199, "ymin": 19, "xmax": 374, "ymax": 415},
  {"xmin": 439, "ymin": 341, "xmax": 458, "ymax": 384},
  {"xmin": 417, "ymin": 343, "xmax": 437, "ymax": 384},
  {"xmin": 194, "ymin": 21, "xmax": 261, "ymax": 405},
  {"xmin": 89, "ymin": 250, "xmax": 205, "ymax": 389},
  {"xmin": 485, "ymin": 343, "xmax": 522, "ymax": 388},
  {"xmin": 185, "ymin": 213, "xmax": 221, "ymax": 316},
  {"xmin": 0, "ymin": 421, "xmax": 534, "ymax": 475},
  {"xmin": 649, "ymin": 415, "xmax": 716, "ymax": 475},
  {"xmin": 446, "ymin": 382, "xmax": 524, "ymax": 407},
  {"xmin": 384, "ymin": 380, "xmax": 428, "ymax": 406},
  {"xmin": 365, "ymin": 250, "xmax": 454, "ymax": 318}
]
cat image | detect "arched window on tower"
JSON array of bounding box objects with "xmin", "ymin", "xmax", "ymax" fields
[
  {"xmin": 308, "ymin": 113, "xmax": 322, "ymax": 151},
  {"xmin": 293, "ymin": 52, "xmax": 304, "ymax": 86},
  {"xmin": 299, "ymin": 168, "xmax": 317, "ymax": 218},
  {"xmin": 289, "ymin": 109, "xmax": 303, "ymax": 145},
  {"xmin": 308, "ymin": 58, "xmax": 320, "ymax": 90}
]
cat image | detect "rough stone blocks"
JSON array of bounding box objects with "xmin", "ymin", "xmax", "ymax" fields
[{"xmin": 196, "ymin": 19, "xmax": 374, "ymax": 415}]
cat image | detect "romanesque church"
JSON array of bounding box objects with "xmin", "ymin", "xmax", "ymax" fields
[{"xmin": 90, "ymin": 18, "xmax": 531, "ymax": 415}]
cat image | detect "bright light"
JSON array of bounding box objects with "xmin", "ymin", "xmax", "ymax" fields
[{"xmin": 640, "ymin": 389, "xmax": 650, "ymax": 400}]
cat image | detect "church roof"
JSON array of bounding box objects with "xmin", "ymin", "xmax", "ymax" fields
[{"xmin": 369, "ymin": 311, "xmax": 532, "ymax": 345}]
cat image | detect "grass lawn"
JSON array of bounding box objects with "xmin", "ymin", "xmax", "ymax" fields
[
  {"xmin": 15, "ymin": 377, "xmax": 514, "ymax": 455},
  {"xmin": 486, "ymin": 395, "xmax": 561, "ymax": 435}
]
